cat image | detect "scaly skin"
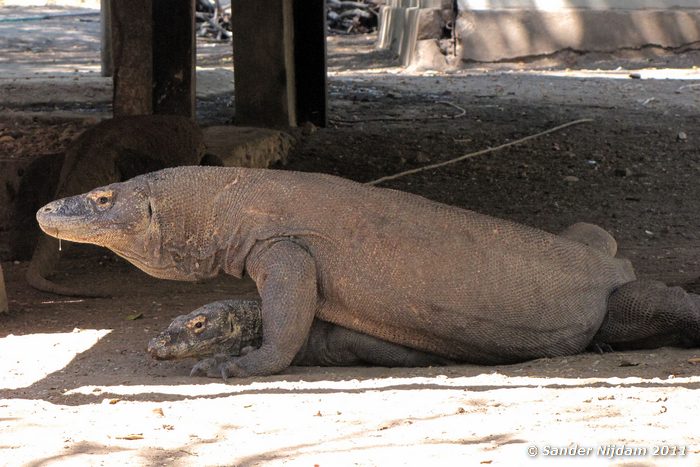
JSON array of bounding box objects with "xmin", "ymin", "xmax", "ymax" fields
[
  {"xmin": 26, "ymin": 115, "xmax": 205, "ymax": 297},
  {"xmin": 148, "ymin": 299, "xmax": 454, "ymax": 379},
  {"xmin": 36, "ymin": 167, "xmax": 700, "ymax": 377}
]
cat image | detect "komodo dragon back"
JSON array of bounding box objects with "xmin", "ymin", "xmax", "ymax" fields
[{"xmin": 26, "ymin": 116, "xmax": 206, "ymax": 297}]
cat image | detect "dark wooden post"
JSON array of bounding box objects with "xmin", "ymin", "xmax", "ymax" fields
[
  {"xmin": 232, "ymin": 0, "xmax": 297, "ymax": 127},
  {"xmin": 110, "ymin": 0, "xmax": 153, "ymax": 116},
  {"xmin": 110, "ymin": 0, "xmax": 195, "ymax": 118},
  {"xmin": 0, "ymin": 264, "xmax": 7, "ymax": 313},
  {"xmin": 293, "ymin": 0, "xmax": 327, "ymax": 127},
  {"xmin": 232, "ymin": 0, "xmax": 328, "ymax": 127},
  {"xmin": 100, "ymin": 0, "xmax": 113, "ymax": 77},
  {"xmin": 153, "ymin": 0, "xmax": 196, "ymax": 117}
]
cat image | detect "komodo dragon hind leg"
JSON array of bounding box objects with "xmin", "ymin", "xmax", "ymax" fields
[
  {"xmin": 592, "ymin": 280, "xmax": 700, "ymax": 350},
  {"xmin": 559, "ymin": 222, "xmax": 618, "ymax": 257},
  {"xmin": 25, "ymin": 235, "xmax": 110, "ymax": 298}
]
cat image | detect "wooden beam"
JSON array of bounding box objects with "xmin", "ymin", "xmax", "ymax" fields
[
  {"xmin": 232, "ymin": 0, "xmax": 297, "ymax": 127},
  {"xmin": 153, "ymin": 0, "xmax": 196, "ymax": 118},
  {"xmin": 293, "ymin": 0, "xmax": 328, "ymax": 127},
  {"xmin": 100, "ymin": 0, "xmax": 113, "ymax": 77},
  {"xmin": 110, "ymin": 0, "xmax": 152, "ymax": 116},
  {"xmin": 0, "ymin": 264, "xmax": 7, "ymax": 314}
]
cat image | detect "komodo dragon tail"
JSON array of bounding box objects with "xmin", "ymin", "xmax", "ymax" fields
[
  {"xmin": 594, "ymin": 280, "xmax": 700, "ymax": 350},
  {"xmin": 25, "ymin": 235, "xmax": 109, "ymax": 298}
]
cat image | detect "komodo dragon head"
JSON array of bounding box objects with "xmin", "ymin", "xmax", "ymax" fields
[
  {"xmin": 36, "ymin": 175, "xmax": 163, "ymax": 274},
  {"xmin": 147, "ymin": 300, "xmax": 263, "ymax": 360},
  {"xmin": 36, "ymin": 167, "xmax": 248, "ymax": 281}
]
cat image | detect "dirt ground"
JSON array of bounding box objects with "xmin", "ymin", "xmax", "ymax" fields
[{"xmin": 2, "ymin": 6, "xmax": 700, "ymax": 466}]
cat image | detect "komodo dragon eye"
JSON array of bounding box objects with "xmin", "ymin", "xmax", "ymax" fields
[
  {"xmin": 89, "ymin": 191, "xmax": 114, "ymax": 210},
  {"xmin": 187, "ymin": 316, "xmax": 207, "ymax": 334}
]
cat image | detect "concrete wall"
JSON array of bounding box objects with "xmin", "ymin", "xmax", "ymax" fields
[
  {"xmin": 457, "ymin": 8, "xmax": 700, "ymax": 62},
  {"xmin": 457, "ymin": 1, "xmax": 700, "ymax": 11},
  {"xmin": 378, "ymin": 0, "xmax": 700, "ymax": 65},
  {"xmin": 0, "ymin": 0, "xmax": 99, "ymax": 7}
]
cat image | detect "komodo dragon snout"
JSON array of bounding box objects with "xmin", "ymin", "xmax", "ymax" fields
[{"xmin": 37, "ymin": 182, "xmax": 151, "ymax": 245}]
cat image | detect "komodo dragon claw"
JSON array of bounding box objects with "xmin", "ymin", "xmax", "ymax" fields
[
  {"xmin": 189, "ymin": 357, "xmax": 218, "ymax": 377},
  {"xmin": 189, "ymin": 354, "xmax": 247, "ymax": 381},
  {"xmin": 589, "ymin": 341, "xmax": 615, "ymax": 354}
]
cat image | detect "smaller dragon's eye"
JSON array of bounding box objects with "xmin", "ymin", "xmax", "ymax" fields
[
  {"xmin": 97, "ymin": 196, "xmax": 109, "ymax": 205},
  {"xmin": 188, "ymin": 316, "xmax": 206, "ymax": 333}
]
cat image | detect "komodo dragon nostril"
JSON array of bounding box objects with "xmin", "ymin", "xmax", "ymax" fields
[{"xmin": 43, "ymin": 207, "xmax": 52, "ymax": 212}]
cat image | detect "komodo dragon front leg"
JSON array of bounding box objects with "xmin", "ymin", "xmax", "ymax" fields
[{"xmin": 192, "ymin": 240, "xmax": 319, "ymax": 379}]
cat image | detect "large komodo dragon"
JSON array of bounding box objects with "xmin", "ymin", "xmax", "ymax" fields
[
  {"xmin": 36, "ymin": 166, "xmax": 700, "ymax": 378},
  {"xmin": 26, "ymin": 115, "xmax": 205, "ymax": 297},
  {"xmin": 148, "ymin": 300, "xmax": 455, "ymax": 372}
]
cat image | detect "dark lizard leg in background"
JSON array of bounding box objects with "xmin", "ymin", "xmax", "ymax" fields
[{"xmin": 293, "ymin": 320, "xmax": 455, "ymax": 367}]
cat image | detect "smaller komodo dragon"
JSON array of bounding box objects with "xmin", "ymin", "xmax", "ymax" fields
[
  {"xmin": 36, "ymin": 167, "xmax": 700, "ymax": 378},
  {"xmin": 148, "ymin": 299, "xmax": 455, "ymax": 374},
  {"xmin": 26, "ymin": 115, "xmax": 206, "ymax": 297}
]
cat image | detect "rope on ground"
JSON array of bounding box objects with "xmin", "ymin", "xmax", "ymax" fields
[
  {"xmin": 329, "ymin": 101, "xmax": 466, "ymax": 124},
  {"xmin": 366, "ymin": 118, "xmax": 594, "ymax": 186}
]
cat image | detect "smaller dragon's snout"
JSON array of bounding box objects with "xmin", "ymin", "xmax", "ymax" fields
[{"xmin": 146, "ymin": 333, "xmax": 172, "ymax": 360}]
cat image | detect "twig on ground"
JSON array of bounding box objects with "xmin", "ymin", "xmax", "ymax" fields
[{"xmin": 366, "ymin": 118, "xmax": 594, "ymax": 186}]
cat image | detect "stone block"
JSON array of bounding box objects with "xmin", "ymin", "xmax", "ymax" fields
[
  {"xmin": 417, "ymin": 8, "xmax": 444, "ymax": 40},
  {"xmin": 410, "ymin": 39, "xmax": 448, "ymax": 71},
  {"xmin": 202, "ymin": 126, "xmax": 295, "ymax": 168}
]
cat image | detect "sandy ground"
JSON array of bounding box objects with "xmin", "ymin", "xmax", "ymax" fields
[{"xmin": 2, "ymin": 5, "xmax": 700, "ymax": 467}]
